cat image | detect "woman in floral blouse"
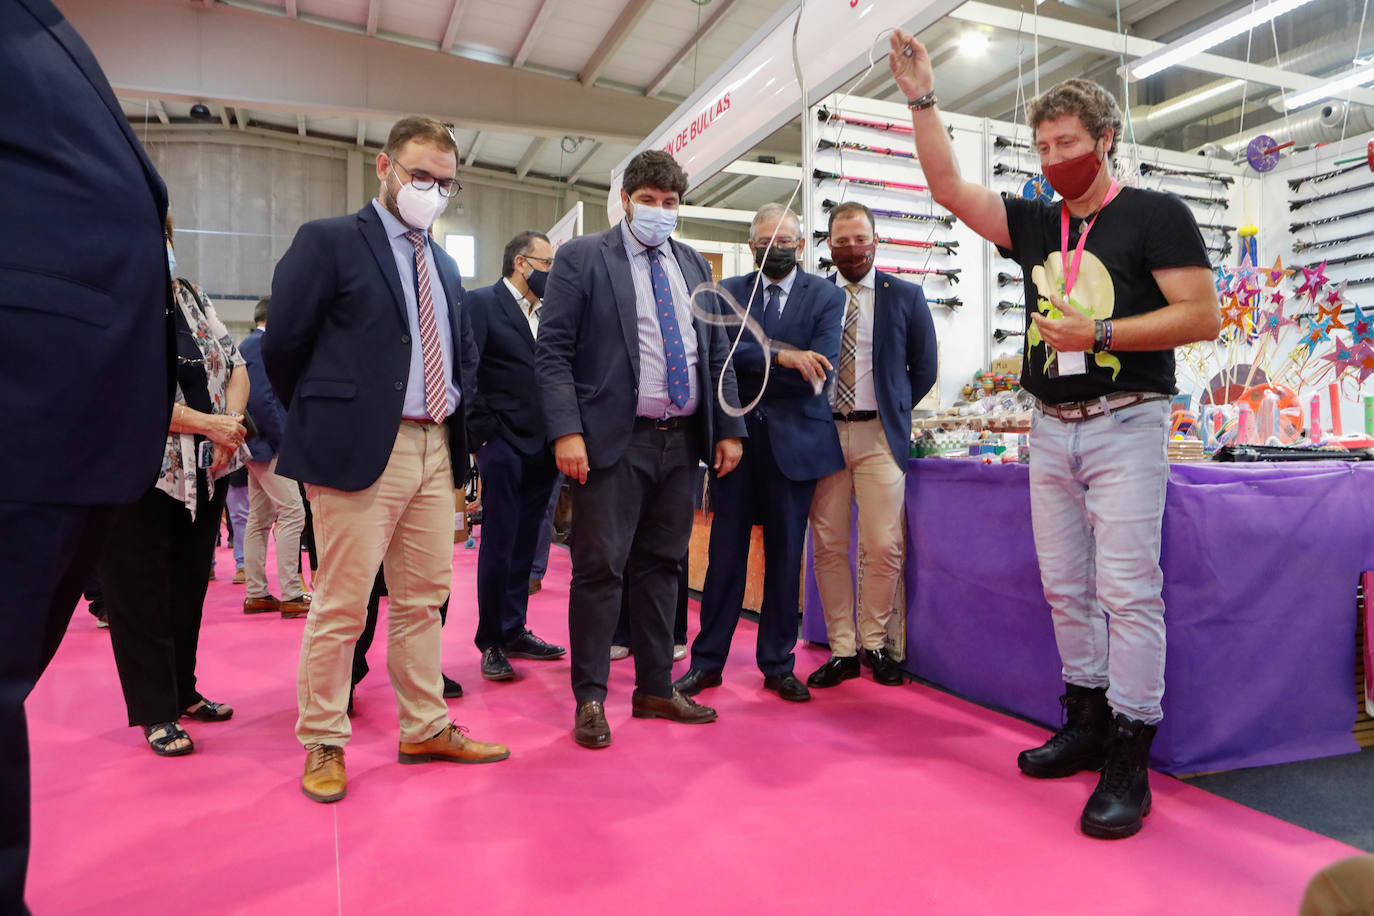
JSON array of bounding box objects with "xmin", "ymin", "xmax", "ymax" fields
[{"xmin": 99, "ymin": 215, "xmax": 250, "ymax": 757}]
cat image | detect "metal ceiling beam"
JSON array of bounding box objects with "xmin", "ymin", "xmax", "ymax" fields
[
  {"xmin": 512, "ymin": 0, "xmax": 558, "ymax": 69},
  {"xmin": 356, "ymin": 120, "xmax": 367, "ymax": 146},
  {"xmin": 464, "ymin": 130, "xmax": 485, "ymax": 166},
  {"xmin": 565, "ymin": 140, "xmax": 604, "ymax": 185},
  {"xmin": 235, "ymin": 106, "xmax": 249, "ymax": 130},
  {"xmin": 440, "ymin": 0, "xmax": 468, "ymax": 53},
  {"xmin": 515, "ymin": 136, "xmax": 547, "ymax": 179},
  {"xmin": 943, "ymin": 45, "xmax": 1076, "ymax": 114},
  {"xmin": 644, "ymin": 0, "xmax": 741, "ymax": 98},
  {"xmin": 365, "ymin": 0, "xmax": 380, "ymax": 38},
  {"xmin": 297, "ymin": 114, "xmax": 307, "ymax": 137},
  {"xmin": 62, "ymin": 0, "xmax": 675, "ymax": 144},
  {"xmin": 975, "ymin": 49, "xmax": 1096, "ymax": 121},
  {"xmin": 220, "ymin": 105, "xmax": 232, "ymax": 127},
  {"xmin": 578, "ymin": 0, "xmax": 655, "ymax": 87},
  {"xmin": 947, "ymin": 1, "xmax": 1374, "ymax": 107},
  {"xmin": 153, "ymin": 99, "xmax": 170, "ymax": 124},
  {"xmin": 696, "ymin": 173, "xmax": 754, "ymax": 207}
]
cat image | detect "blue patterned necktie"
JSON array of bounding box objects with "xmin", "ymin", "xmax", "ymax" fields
[
  {"xmin": 762, "ymin": 283, "xmax": 782, "ymax": 337},
  {"xmin": 647, "ymin": 247, "xmax": 690, "ymax": 408}
]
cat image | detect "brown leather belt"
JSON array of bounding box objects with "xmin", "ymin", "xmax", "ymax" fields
[
  {"xmin": 833, "ymin": 410, "xmax": 879, "ymax": 422},
  {"xmin": 401, "ymin": 417, "xmax": 443, "ymax": 426},
  {"xmin": 1037, "ymin": 392, "xmax": 1168, "ymax": 423}
]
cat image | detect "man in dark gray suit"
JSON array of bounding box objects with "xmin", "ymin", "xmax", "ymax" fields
[{"xmin": 537, "ymin": 150, "xmax": 745, "ymax": 749}]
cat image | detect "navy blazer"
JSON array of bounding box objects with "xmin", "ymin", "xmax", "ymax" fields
[
  {"xmin": 466, "ymin": 280, "xmax": 546, "ymax": 457},
  {"xmin": 265, "ymin": 204, "xmax": 479, "ymax": 491},
  {"xmin": 719, "ymin": 270, "xmax": 845, "ymax": 481},
  {"xmin": 1, "ymin": 0, "xmax": 173, "ymax": 505},
  {"xmin": 537, "ymin": 225, "xmax": 747, "ymax": 469},
  {"xmin": 237, "ymin": 328, "xmax": 287, "ymax": 462},
  {"xmin": 828, "ymin": 270, "xmax": 938, "ymax": 467}
]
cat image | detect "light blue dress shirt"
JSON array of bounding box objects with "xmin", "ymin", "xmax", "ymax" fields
[
  {"xmin": 620, "ymin": 221, "xmax": 699, "ymax": 419},
  {"xmin": 372, "ymin": 199, "xmax": 460, "ymax": 420}
]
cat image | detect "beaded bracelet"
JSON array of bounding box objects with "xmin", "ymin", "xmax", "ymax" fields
[{"xmin": 907, "ymin": 91, "xmax": 938, "ymax": 111}]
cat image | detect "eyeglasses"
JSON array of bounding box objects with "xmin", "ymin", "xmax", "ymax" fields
[
  {"xmin": 393, "ymin": 160, "xmax": 462, "ymax": 198},
  {"xmin": 521, "ymin": 254, "xmax": 554, "ymax": 267},
  {"xmin": 751, "ymin": 237, "xmax": 799, "ymax": 248}
]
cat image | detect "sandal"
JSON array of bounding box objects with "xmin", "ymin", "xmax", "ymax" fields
[
  {"xmin": 182, "ymin": 699, "xmax": 234, "ymax": 722},
  {"xmin": 144, "ymin": 722, "xmax": 194, "ymax": 757}
]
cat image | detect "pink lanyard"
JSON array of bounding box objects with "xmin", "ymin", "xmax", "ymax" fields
[{"xmin": 1059, "ymin": 180, "xmax": 1120, "ymax": 299}]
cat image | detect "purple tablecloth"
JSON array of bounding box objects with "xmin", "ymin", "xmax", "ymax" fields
[{"xmin": 803, "ymin": 459, "xmax": 1374, "ymax": 774}]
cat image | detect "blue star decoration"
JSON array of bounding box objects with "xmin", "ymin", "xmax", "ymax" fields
[
  {"xmin": 1349, "ymin": 302, "xmax": 1374, "ymax": 346},
  {"xmin": 1300, "ymin": 314, "xmax": 1334, "ymax": 357}
]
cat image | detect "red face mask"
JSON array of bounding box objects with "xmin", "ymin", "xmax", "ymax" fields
[
  {"xmin": 1043, "ymin": 146, "xmax": 1104, "ymax": 201},
  {"xmin": 829, "ymin": 242, "xmax": 876, "ymax": 283}
]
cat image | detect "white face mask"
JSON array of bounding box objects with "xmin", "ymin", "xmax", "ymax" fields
[
  {"xmin": 626, "ymin": 200, "xmax": 679, "ymax": 248},
  {"xmin": 390, "ymin": 167, "xmax": 449, "ymax": 230}
]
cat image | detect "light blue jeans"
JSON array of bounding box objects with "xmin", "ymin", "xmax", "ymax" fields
[
  {"xmin": 1028, "ymin": 399, "xmax": 1170, "ymax": 724},
  {"xmin": 226, "ymin": 483, "xmax": 249, "ymax": 570}
]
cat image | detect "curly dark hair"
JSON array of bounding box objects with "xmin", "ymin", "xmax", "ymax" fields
[
  {"xmin": 1027, "ymin": 79, "xmax": 1124, "ymax": 160},
  {"xmin": 622, "ymin": 150, "xmax": 688, "ymax": 196}
]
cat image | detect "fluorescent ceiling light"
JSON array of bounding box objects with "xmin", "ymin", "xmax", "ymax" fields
[
  {"xmin": 960, "ymin": 31, "xmax": 990, "ymax": 55},
  {"xmin": 1283, "ymin": 59, "xmax": 1374, "ymax": 109},
  {"xmin": 1124, "ymin": 0, "xmax": 1319, "ymax": 81}
]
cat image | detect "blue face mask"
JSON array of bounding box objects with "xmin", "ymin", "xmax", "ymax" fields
[
  {"xmin": 167, "ymin": 246, "xmax": 177, "ymax": 277},
  {"xmin": 627, "ymin": 200, "xmax": 679, "ymax": 248}
]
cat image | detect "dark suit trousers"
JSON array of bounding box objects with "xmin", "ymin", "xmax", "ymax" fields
[
  {"xmin": 101, "ymin": 482, "xmax": 227, "ymax": 726},
  {"xmin": 0, "ymin": 501, "xmax": 114, "ymax": 913},
  {"xmin": 474, "ymin": 437, "xmax": 557, "ymax": 650},
  {"xmin": 614, "ymin": 552, "xmax": 689, "ymax": 646},
  {"xmin": 569, "ymin": 423, "xmax": 697, "ymax": 704},
  {"xmin": 693, "ymin": 420, "xmax": 814, "ymax": 678}
]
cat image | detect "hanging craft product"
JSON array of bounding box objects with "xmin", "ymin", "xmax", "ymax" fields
[
  {"xmin": 993, "ymin": 163, "xmax": 1039, "ymax": 179},
  {"xmin": 1238, "ymin": 225, "xmax": 1258, "ymax": 265},
  {"xmin": 993, "ymin": 136, "xmax": 1033, "ymax": 151},
  {"xmin": 1306, "ymin": 251, "xmax": 1374, "ymax": 270},
  {"xmin": 1289, "ymin": 203, "xmax": 1374, "ymax": 233},
  {"xmin": 813, "ymin": 230, "xmax": 957, "ymax": 252},
  {"xmin": 1174, "ymin": 190, "xmax": 1231, "ymax": 209},
  {"xmin": 819, "ymin": 259, "xmax": 960, "ymax": 282},
  {"xmin": 1245, "ymin": 134, "xmax": 1292, "ymax": 173},
  {"xmin": 1287, "ymin": 141, "xmax": 1374, "ymax": 191},
  {"xmin": 993, "ymin": 328, "xmax": 1025, "ymax": 342},
  {"xmin": 816, "ymin": 108, "xmax": 911, "ymax": 135},
  {"xmin": 822, "ymin": 198, "xmax": 955, "ymax": 227},
  {"xmin": 997, "ymin": 300, "xmax": 1025, "ymax": 312},
  {"xmin": 816, "ymin": 139, "xmax": 917, "ymax": 160},
  {"xmin": 998, "ymin": 272, "xmax": 1023, "ymax": 286},
  {"xmin": 1139, "ymin": 161, "xmax": 1234, "ymax": 187},
  {"xmin": 927, "ymin": 296, "xmax": 963, "ymax": 308},
  {"xmin": 1294, "ymin": 228, "xmax": 1374, "ymax": 253},
  {"xmin": 1289, "ymin": 179, "xmax": 1374, "ymax": 211},
  {"xmin": 813, "ymin": 169, "xmax": 929, "ymax": 193}
]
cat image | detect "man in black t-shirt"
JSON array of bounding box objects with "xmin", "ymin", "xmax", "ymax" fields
[{"xmin": 890, "ymin": 31, "xmax": 1221, "ymax": 840}]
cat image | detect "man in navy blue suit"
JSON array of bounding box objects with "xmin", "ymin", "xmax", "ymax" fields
[
  {"xmin": 1, "ymin": 1, "xmax": 173, "ymax": 909},
  {"xmin": 466, "ymin": 230, "xmax": 566, "ymax": 682},
  {"xmin": 238, "ymin": 296, "xmax": 310, "ymax": 619},
  {"xmin": 266, "ymin": 116, "xmax": 509, "ymax": 804},
  {"xmin": 674, "ymin": 204, "xmax": 844, "ymax": 704},
  {"xmin": 537, "ymin": 150, "xmax": 746, "ymax": 749},
  {"xmin": 807, "ymin": 201, "xmax": 937, "ymax": 690}
]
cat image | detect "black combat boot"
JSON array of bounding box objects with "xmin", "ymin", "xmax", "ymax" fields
[
  {"xmin": 1016, "ymin": 684, "xmax": 1109, "ymax": 778},
  {"xmin": 1080, "ymin": 713, "xmax": 1158, "ymax": 839}
]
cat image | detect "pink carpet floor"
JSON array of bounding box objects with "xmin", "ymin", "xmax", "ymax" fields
[{"xmin": 25, "ymin": 539, "xmax": 1358, "ymax": 914}]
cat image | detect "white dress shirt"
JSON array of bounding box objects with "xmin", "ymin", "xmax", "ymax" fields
[
  {"xmin": 502, "ymin": 276, "xmax": 540, "ymax": 338},
  {"xmin": 834, "ymin": 267, "xmax": 878, "ymax": 411}
]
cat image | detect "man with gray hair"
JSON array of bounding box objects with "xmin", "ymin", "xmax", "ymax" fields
[{"xmin": 674, "ymin": 203, "xmax": 845, "ymax": 703}]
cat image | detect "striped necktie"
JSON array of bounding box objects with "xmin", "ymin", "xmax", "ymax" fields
[
  {"xmin": 834, "ymin": 283, "xmax": 862, "ymax": 413},
  {"xmin": 405, "ymin": 231, "xmax": 448, "ymax": 422}
]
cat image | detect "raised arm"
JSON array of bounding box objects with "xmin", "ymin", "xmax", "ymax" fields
[{"xmin": 889, "ymin": 30, "xmax": 1011, "ymax": 251}]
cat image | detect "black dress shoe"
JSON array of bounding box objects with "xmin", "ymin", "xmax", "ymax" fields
[
  {"xmin": 630, "ymin": 689, "xmax": 717, "ymax": 724},
  {"xmin": 574, "ymin": 700, "xmax": 611, "ymax": 749},
  {"xmin": 504, "ymin": 629, "xmax": 567, "ymax": 660},
  {"xmin": 481, "ymin": 646, "xmax": 515, "ymax": 681},
  {"xmin": 806, "ymin": 655, "xmax": 860, "ymax": 688},
  {"xmin": 442, "ymin": 674, "xmax": 464, "ymax": 698},
  {"xmin": 672, "ymin": 668, "xmax": 722, "ymax": 696},
  {"xmin": 865, "ymin": 648, "xmax": 905, "ymax": 686},
  {"xmin": 763, "ymin": 673, "xmax": 811, "ymax": 702}
]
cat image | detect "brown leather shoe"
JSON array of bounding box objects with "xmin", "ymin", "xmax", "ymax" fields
[
  {"xmin": 231, "ymin": 567, "xmax": 246, "ymax": 585},
  {"xmin": 397, "ymin": 723, "xmax": 510, "ymax": 764},
  {"xmin": 279, "ymin": 595, "xmax": 311, "ymax": 619},
  {"xmin": 243, "ymin": 595, "xmax": 280, "ymax": 615},
  {"xmin": 301, "ymin": 744, "xmax": 346, "ymax": 803},
  {"xmin": 630, "ymin": 689, "xmax": 717, "ymax": 724},
  {"xmin": 573, "ymin": 700, "xmax": 611, "ymax": 749}
]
